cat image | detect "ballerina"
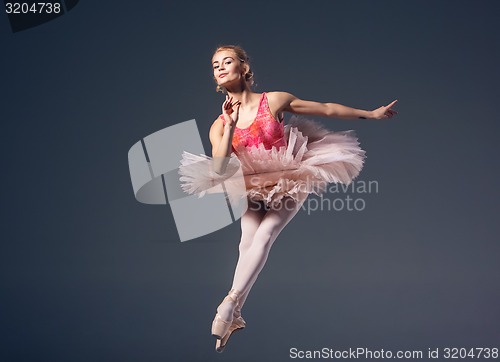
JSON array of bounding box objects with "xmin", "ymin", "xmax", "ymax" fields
[{"xmin": 178, "ymin": 44, "xmax": 397, "ymax": 352}]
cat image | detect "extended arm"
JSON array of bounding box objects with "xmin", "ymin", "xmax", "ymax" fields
[{"xmin": 273, "ymin": 92, "xmax": 397, "ymax": 120}]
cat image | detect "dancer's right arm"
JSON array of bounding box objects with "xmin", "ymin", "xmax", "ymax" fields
[
  {"xmin": 209, "ymin": 118, "xmax": 233, "ymax": 175},
  {"xmin": 210, "ymin": 96, "xmax": 241, "ymax": 175}
]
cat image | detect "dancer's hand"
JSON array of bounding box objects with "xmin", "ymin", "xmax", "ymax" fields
[
  {"xmin": 222, "ymin": 95, "xmax": 241, "ymax": 129},
  {"xmin": 370, "ymin": 100, "xmax": 398, "ymax": 119}
]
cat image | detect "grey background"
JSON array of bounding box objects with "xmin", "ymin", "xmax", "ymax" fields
[{"xmin": 1, "ymin": 1, "xmax": 499, "ymax": 361}]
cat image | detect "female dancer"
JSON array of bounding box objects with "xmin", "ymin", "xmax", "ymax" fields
[{"xmin": 180, "ymin": 44, "xmax": 397, "ymax": 352}]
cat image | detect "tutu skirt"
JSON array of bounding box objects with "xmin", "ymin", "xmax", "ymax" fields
[{"xmin": 178, "ymin": 116, "xmax": 366, "ymax": 208}]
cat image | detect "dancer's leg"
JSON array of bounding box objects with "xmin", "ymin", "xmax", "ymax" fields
[
  {"xmin": 213, "ymin": 201, "xmax": 267, "ymax": 350},
  {"xmin": 218, "ymin": 200, "xmax": 267, "ymax": 320},
  {"xmin": 230, "ymin": 200, "xmax": 267, "ymax": 313},
  {"xmin": 216, "ymin": 193, "xmax": 308, "ymax": 321},
  {"xmin": 234, "ymin": 192, "xmax": 308, "ymax": 295}
]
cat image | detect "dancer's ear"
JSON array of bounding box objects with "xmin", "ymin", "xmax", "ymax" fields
[{"xmin": 241, "ymin": 63, "xmax": 250, "ymax": 77}]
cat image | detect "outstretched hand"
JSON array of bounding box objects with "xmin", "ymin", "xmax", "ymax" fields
[
  {"xmin": 222, "ymin": 95, "xmax": 241, "ymax": 127},
  {"xmin": 371, "ymin": 100, "xmax": 398, "ymax": 119}
]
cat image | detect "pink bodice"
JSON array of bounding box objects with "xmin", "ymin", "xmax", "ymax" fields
[{"xmin": 221, "ymin": 92, "xmax": 287, "ymax": 152}]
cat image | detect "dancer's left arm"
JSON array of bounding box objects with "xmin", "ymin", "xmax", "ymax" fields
[{"xmin": 272, "ymin": 92, "xmax": 398, "ymax": 120}]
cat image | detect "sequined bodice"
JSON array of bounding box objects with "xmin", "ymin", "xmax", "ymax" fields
[{"xmin": 221, "ymin": 92, "xmax": 287, "ymax": 152}]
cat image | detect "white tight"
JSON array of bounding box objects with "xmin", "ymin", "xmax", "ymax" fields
[{"xmin": 217, "ymin": 192, "xmax": 309, "ymax": 321}]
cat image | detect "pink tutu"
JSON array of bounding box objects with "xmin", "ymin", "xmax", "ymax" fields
[{"xmin": 178, "ymin": 116, "xmax": 366, "ymax": 208}]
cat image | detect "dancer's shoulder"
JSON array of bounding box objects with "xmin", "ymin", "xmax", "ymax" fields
[
  {"xmin": 210, "ymin": 116, "xmax": 224, "ymax": 134},
  {"xmin": 266, "ymin": 91, "xmax": 295, "ymax": 100},
  {"xmin": 265, "ymin": 91, "xmax": 297, "ymax": 114}
]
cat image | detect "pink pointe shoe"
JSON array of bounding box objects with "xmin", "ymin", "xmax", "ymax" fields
[
  {"xmin": 211, "ymin": 289, "xmax": 241, "ymax": 340},
  {"xmin": 215, "ymin": 306, "xmax": 246, "ymax": 353}
]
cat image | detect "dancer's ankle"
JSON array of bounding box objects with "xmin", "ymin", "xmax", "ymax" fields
[
  {"xmin": 233, "ymin": 303, "xmax": 242, "ymax": 318},
  {"xmin": 217, "ymin": 289, "xmax": 241, "ymax": 322}
]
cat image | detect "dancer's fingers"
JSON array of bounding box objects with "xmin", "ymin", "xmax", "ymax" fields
[{"xmin": 386, "ymin": 100, "xmax": 398, "ymax": 108}]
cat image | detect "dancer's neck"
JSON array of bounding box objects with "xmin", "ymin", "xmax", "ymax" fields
[{"xmin": 226, "ymin": 89, "xmax": 257, "ymax": 108}]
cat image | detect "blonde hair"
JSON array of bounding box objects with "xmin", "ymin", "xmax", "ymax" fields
[{"xmin": 212, "ymin": 44, "xmax": 255, "ymax": 93}]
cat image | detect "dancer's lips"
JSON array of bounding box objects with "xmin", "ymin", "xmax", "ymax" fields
[{"xmin": 219, "ymin": 73, "xmax": 228, "ymax": 78}]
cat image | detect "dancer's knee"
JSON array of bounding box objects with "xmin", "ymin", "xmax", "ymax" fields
[
  {"xmin": 238, "ymin": 234, "xmax": 253, "ymax": 254},
  {"xmin": 252, "ymin": 229, "xmax": 275, "ymax": 250},
  {"xmin": 239, "ymin": 241, "xmax": 251, "ymax": 254}
]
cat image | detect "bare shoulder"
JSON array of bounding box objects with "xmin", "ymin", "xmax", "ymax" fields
[
  {"xmin": 210, "ymin": 116, "xmax": 224, "ymax": 134},
  {"xmin": 211, "ymin": 115, "xmax": 224, "ymax": 127},
  {"xmin": 265, "ymin": 91, "xmax": 297, "ymax": 116},
  {"xmin": 266, "ymin": 91, "xmax": 296, "ymax": 104},
  {"xmin": 209, "ymin": 116, "xmax": 224, "ymax": 142}
]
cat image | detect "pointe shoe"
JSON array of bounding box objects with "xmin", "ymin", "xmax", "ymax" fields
[
  {"xmin": 215, "ymin": 316, "xmax": 246, "ymax": 352},
  {"xmin": 215, "ymin": 307, "xmax": 246, "ymax": 353},
  {"xmin": 211, "ymin": 289, "xmax": 241, "ymax": 340}
]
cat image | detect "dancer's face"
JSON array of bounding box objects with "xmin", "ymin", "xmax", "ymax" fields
[{"xmin": 212, "ymin": 50, "xmax": 245, "ymax": 88}]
